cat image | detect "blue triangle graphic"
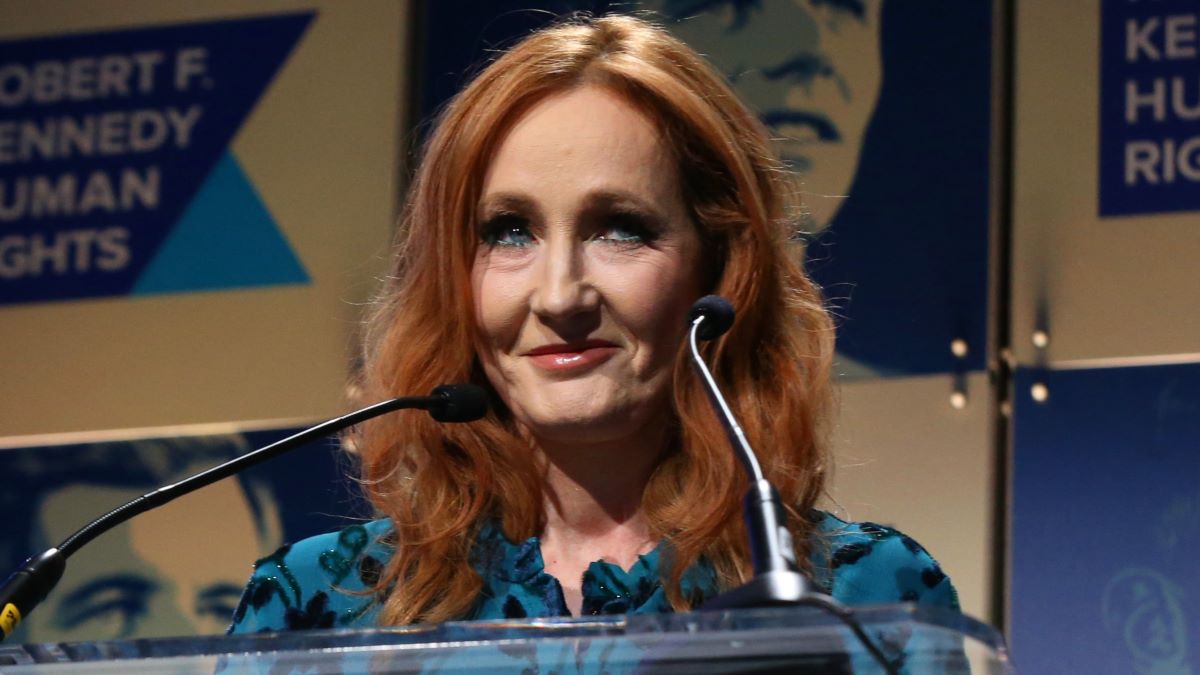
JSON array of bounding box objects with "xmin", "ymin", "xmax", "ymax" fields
[{"xmin": 133, "ymin": 152, "xmax": 309, "ymax": 296}]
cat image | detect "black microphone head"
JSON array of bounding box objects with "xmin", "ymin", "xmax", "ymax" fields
[
  {"xmin": 428, "ymin": 384, "xmax": 489, "ymax": 422},
  {"xmin": 689, "ymin": 295, "xmax": 735, "ymax": 341}
]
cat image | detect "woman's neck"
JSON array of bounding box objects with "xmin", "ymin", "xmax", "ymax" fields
[{"xmin": 533, "ymin": 428, "xmax": 665, "ymax": 616}]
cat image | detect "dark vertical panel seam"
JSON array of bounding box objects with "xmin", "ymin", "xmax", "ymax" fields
[{"xmin": 988, "ymin": 0, "xmax": 1018, "ymax": 638}]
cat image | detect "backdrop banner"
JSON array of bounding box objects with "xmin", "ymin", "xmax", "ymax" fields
[
  {"xmin": 0, "ymin": 13, "xmax": 313, "ymax": 305},
  {"xmin": 1100, "ymin": 0, "xmax": 1200, "ymax": 216},
  {"xmin": 0, "ymin": 425, "xmax": 362, "ymax": 643},
  {"xmin": 1012, "ymin": 362, "xmax": 1199, "ymax": 674}
]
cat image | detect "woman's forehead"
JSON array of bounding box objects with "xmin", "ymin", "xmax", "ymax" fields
[{"xmin": 479, "ymin": 85, "xmax": 682, "ymax": 208}]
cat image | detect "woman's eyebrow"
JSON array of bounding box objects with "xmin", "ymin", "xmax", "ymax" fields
[
  {"xmin": 477, "ymin": 192, "xmax": 537, "ymax": 217},
  {"xmin": 581, "ymin": 189, "xmax": 669, "ymax": 221},
  {"xmin": 478, "ymin": 190, "xmax": 669, "ymax": 223}
]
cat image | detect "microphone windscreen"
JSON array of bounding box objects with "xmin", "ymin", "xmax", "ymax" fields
[
  {"xmin": 429, "ymin": 384, "xmax": 489, "ymax": 422},
  {"xmin": 689, "ymin": 295, "xmax": 735, "ymax": 341}
]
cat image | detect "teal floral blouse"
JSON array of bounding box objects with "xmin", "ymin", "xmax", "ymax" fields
[{"xmin": 227, "ymin": 511, "xmax": 958, "ymax": 634}]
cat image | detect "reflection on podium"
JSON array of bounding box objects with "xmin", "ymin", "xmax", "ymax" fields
[{"xmin": 1, "ymin": 605, "xmax": 1012, "ymax": 673}]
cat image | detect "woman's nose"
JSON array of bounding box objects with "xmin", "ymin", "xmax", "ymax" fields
[{"xmin": 529, "ymin": 238, "xmax": 599, "ymax": 324}]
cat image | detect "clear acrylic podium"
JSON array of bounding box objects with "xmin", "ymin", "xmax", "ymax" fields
[{"xmin": 0, "ymin": 605, "xmax": 1013, "ymax": 673}]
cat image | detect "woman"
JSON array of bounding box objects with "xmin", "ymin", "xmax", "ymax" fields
[{"xmin": 229, "ymin": 13, "xmax": 956, "ymax": 633}]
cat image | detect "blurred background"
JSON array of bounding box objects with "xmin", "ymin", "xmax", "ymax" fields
[{"xmin": 0, "ymin": 2, "xmax": 1196, "ymax": 673}]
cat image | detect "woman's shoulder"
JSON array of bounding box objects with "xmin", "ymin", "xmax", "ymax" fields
[
  {"xmin": 809, "ymin": 511, "xmax": 960, "ymax": 610},
  {"xmin": 226, "ymin": 518, "xmax": 394, "ymax": 634}
]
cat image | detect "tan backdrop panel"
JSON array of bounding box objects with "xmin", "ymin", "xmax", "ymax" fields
[
  {"xmin": 0, "ymin": 1, "xmax": 406, "ymax": 435},
  {"xmin": 1012, "ymin": 1, "xmax": 1200, "ymax": 368},
  {"xmin": 829, "ymin": 372, "xmax": 996, "ymax": 623}
]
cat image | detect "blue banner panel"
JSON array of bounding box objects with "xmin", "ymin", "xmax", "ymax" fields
[
  {"xmin": 1012, "ymin": 363, "xmax": 1200, "ymax": 674},
  {"xmin": 796, "ymin": 2, "xmax": 992, "ymax": 377},
  {"xmin": 1100, "ymin": 0, "xmax": 1200, "ymax": 216},
  {"xmin": 0, "ymin": 13, "xmax": 313, "ymax": 306},
  {"xmin": 0, "ymin": 426, "xmax": 364, "ymax": 642}
]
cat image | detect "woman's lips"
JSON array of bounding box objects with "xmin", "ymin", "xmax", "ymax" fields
[{"xmin": 524, "ymin": 341, "xmax": 619, "ymax": 373}]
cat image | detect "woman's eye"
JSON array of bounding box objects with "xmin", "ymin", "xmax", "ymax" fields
[
  {"xmin": 595, "ymin": 214, "xmax": 656, "ymax": 246},
  {"xmin": 480, "ymin": 215, "xmax": 535, "ymax": 247}
]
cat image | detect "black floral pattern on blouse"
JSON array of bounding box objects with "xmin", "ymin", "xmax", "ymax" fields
[
  {"xmin": 227, "ymin": 513, "xmax": 960, "ymax": 637},
  {"xmin": 284, "ymin": 591, "xmax": 336, "ymax": 630}
]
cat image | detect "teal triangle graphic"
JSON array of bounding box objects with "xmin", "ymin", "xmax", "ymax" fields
[{"xmin": 133, "ymin": 152, "xmax": 309, "ymax": 296}]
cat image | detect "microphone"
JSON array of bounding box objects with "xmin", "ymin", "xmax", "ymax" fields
[
  {"xmin": 686, "ymin": 297, "xmax": 900, "ymax": 674},
  {"xmin": 428, "ymin": 383, "xmax": 488, "ymax": 422},
  {"xmin": 0, "ymin": 384, "xmax": 487, "ymax": 643},
  {"xmin": 686, "ymin": 296, "xmax": 798, "ymax": 578},
  {"xmin": 688, "ymin": 295, "xmax": 734, "ymax": 340}
]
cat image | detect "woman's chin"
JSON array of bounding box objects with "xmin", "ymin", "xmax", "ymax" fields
[
  {"xmin": 517, "ymin": 402, "xmax": 649, "ymax": 445},
  {"xmin": 525, "ymin": 415, "xmax": 625, "ymax": 443}
]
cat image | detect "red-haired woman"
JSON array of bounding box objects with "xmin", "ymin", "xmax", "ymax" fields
[{"xmin": 230, "ymin": 14, "xmax": 957, "ymax": 633}]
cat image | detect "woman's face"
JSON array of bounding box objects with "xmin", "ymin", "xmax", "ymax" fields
[{"xmin": 471, "ymin": 85, "xmax": 703, "ymax": 445}]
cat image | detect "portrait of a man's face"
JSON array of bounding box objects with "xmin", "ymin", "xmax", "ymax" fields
[
  {"xmin": 1, "ymin": 437, "xmax": 284, "ymax": 643},
  {"xmin": 26, "ymin": 469, "xmax": 280, "ymax": 641},
  {"xmin": 655, "ymin": 0, "xmax": 884, "ymax": 230}
]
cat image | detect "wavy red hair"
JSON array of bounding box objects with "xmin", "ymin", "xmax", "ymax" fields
[{"xmin": 353, "ymin": 13, "xmax": 835, "ymax": 625}]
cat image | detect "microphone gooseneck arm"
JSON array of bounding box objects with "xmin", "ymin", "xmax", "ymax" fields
[
  {"xmin": 688, "ymin": 319, "xmax": 764, "ymax": 483},
  {"xmin": 687, "ymin": 297, "xmax": 794, "ymax": 576},
  {"xmin": 688, "ymin": 296, "xmax": 899, "ymax": 675},
  {"xmin": 0, "ymin": 384, "xmax": 487, "ymax": 643}
]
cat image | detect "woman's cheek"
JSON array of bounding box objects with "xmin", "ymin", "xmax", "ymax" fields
[
  {"xmin": 474, "ymin": 266, "xmax": 529, "ymax": 352},
  {"xmin": 595, "ymin": 248, "xmax": 696, "ymax": 315}
]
